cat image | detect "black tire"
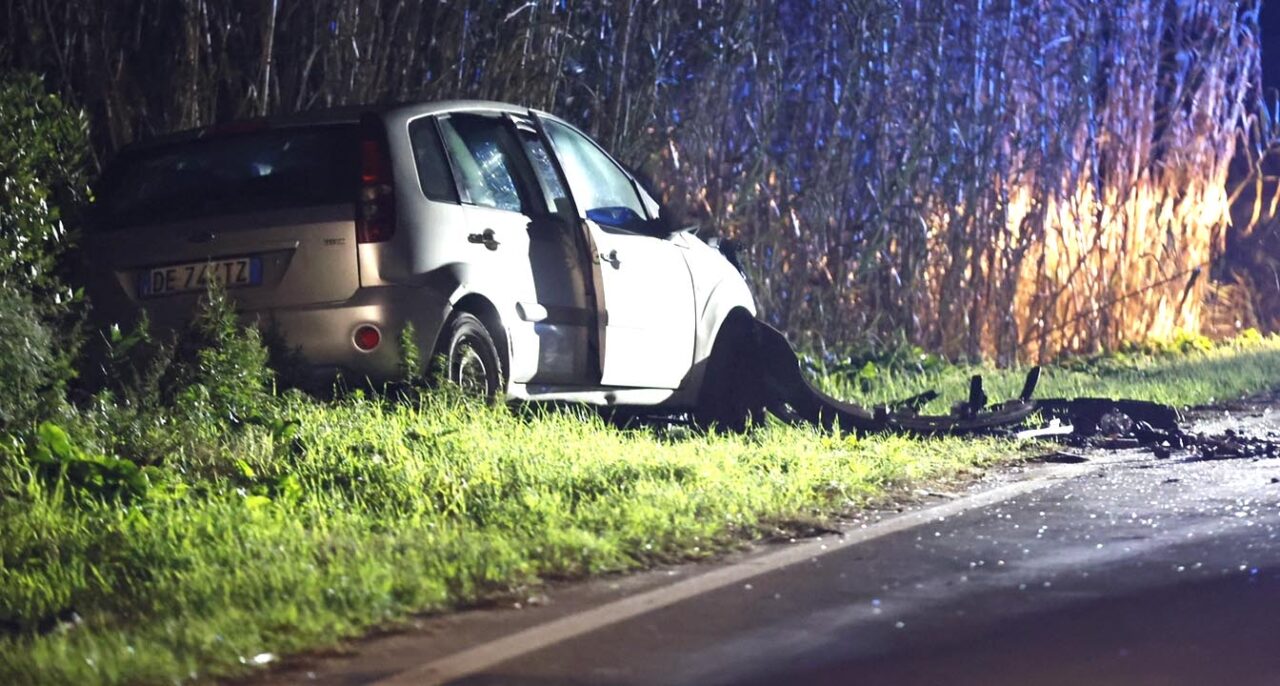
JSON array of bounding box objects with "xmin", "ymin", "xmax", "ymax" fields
[{"xmin": 440, "ymin": 313, "xmax": 504, "ymax": 402}]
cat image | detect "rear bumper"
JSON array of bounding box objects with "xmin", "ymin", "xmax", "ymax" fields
[{"xmin": 245, "ymin": 285, "xmax": 450, "ymax": 387}]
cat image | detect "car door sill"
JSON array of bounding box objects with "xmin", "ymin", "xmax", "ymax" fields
[{"xmin": 510, "ymin": 383, "xmax": 687, "ymax": 407}]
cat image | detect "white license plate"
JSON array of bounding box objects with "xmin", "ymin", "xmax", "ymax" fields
[{"xmin": 139, "ymin": 257, "xmax": 262, "ymax": 297}]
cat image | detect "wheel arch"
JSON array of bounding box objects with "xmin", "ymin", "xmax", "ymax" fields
[
  {"xmin": 687, "ymin": 303, "xmax": 757, "ymax": 404},
  {"xmin": 691, "ymin": 305, "xmax": 766, "ymax": 429},
  {"xmin": 695, "ymin": 274, "xmax": 757, "ymax": 362},
  {"xmin": 438, "ymin": 293, "xmax": 511, "ymax": 387}
]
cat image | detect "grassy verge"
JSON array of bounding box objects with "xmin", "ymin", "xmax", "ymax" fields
[
  {"xmin": 3, "ymin": 334, "xmax": 1280, "ymax": 685},
  {"xmin": 816, "ymin": 331, "xmax": 1280, "ymax": 410},
  {"xmin": 2, "ymin": 399, "xmax": 1009, "ymax": 685}
]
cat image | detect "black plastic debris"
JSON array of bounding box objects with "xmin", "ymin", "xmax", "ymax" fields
[
  {"xmin": 731, "ymin": 317, "xmax": 1280, "ymax": 460},
  {"xmin": 1182, "ymin": 430, "xmax": 1280, "ymax": 461},
  {"xmin": 724, "ymin": 319, "xmax": 1038, "ymax": 435}
]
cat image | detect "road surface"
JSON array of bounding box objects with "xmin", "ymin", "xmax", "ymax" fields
[{"xmin": 262, "ymin": 403, "xmax": 1280, "ymax": 686}]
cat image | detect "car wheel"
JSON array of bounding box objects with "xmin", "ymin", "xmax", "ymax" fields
[{"xmin": 442, "ymin": 313, "xmax": 504, "ymax": 402}]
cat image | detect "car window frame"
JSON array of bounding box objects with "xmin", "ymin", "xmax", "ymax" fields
[
  {"xmin": 435, "ymin": 112, "xmax": 543, "ymax": 217},
  {"xmin": 535, "ymin": 115, "xmax": 655, "ymax": 228},
  {"xmin": 405, "ymin": 114, "xmax": 461, "ymax": 205},
  {"xmin": 509, "ymin": 114, "xmax": 576, "ymax": 219}
]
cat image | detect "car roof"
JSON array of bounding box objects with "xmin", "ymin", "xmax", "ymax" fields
[{"xmin": 117, "ymin": 100, "xmax": 557, "ymax": 154}]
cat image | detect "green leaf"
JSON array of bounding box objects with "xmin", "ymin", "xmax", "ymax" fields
[
  {"xmin": 275, "ymin": 474, "xmax": 304, "ymax": 504},
  {"xmin": 36, "ymin": 422, "xmax": 74, "ymax": 461},
  {"xmin": 857, "ymin": 361, "xmax": 879, "ymax": 381}
]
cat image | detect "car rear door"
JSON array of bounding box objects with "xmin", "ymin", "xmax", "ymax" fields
[
  {"xmin": 434, "ymin": 112, "xmax": 594, "ymax": 386},
  {"xmin": 536, "ymin": 116, "xmax": 696, "ymax": 390}
]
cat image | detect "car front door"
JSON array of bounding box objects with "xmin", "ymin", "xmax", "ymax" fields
[
  {"xmin": 434, "ymin": 113, "xmax": 594, "ymax": 386},
  {"xmin": 536, "ymin": 116, "xmax": 696, "ymax": 390}
]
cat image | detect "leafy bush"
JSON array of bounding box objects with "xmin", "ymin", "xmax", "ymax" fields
[
  {"xmin": 398, "ymin": 321, "xmax": 424, "ymax": 385},
  {"xmin": 26, "ymin": 422, "xmax": 151, "ymax": 503},
  {"xmin": 0, "ymin": 72, "xmax": 88, "ymax": 311},
  {"xmin": 90, "ymin": 312, "xmax": 171, "ymax": 409},
  {"xmin": 1120, "ymin": 330, "xmax": 1215, "ymax": 357},
  {"xmin": 49, "ymin": 283, "xmax": 280, "ymax": 473},
  {"xmin": 164, "ymin": 284, "xmax": 274, "ymax": 424},
  {"xmin": 803, "ymin": 335, "xmax": 949, "ymax": 394},
  {"xmin": 0, "ymin": 290, "xmax": 67, "ymax": 433},
  {"xmin": 0, "ymin": 73, "xmax": 89, "ymax": 434}
]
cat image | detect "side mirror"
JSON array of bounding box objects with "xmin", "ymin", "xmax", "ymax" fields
[
  {"xmin": 586, "ymin": 206, "xmax": 652, "ymax": 234},
  {"xmin": 583, "ymin": 203, "xmax": 693, "ymax": 239},
  {"xmin": 624, "ymin": 164, "xmax": 691, "ymax": 238}
]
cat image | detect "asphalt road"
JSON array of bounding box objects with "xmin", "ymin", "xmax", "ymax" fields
[{"xmin": 267, "ymin": 405, "xmax": 1280, "ymax": 686}]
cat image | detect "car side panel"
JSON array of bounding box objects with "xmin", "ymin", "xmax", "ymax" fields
[{"xmin": 325, "ymin": 112, "xmax": 500, "ymax": 383}]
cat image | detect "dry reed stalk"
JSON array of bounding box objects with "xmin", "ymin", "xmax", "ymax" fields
[{"xmin": 0, "ymin": 0, "xmax": 1264, "ymax": 361}]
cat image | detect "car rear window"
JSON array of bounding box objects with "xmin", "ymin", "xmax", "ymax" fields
[
  {"xmin": 94, "ymin": 125, "xmax": 358, "ymax": 231},
  {"xmin": 408, "ymin": 117, "xmax": 460, "ymax": 203}
]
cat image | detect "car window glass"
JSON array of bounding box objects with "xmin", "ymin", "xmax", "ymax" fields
[
  {"xmin": 437, "ymin": 115, "xmax": 523, "ymax": 213},
  {"xmin": 519, "ymin": 130, "xmax": 569, "ymax": 215},
  {"xmin": 542, "ymin": 119, "xmax": 646, "ymax": 221},
  {"xmin": 408, "ymin": 118, "xmax": 459, "ymax": 203},
  {"xmin": 93, "ymin": 125, "xmax": 357, "ymax": 231}
]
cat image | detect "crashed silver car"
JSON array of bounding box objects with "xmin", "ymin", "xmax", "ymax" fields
[{"xmin": 86, "ymin": 101, "xmax": 756, "ymax": 417}]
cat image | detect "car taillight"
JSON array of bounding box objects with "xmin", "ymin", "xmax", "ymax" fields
[
  {"xmin": 357, "ymin": 129, "xmax": 395, "ymax": 244},
  {"xmin": 353, "ymin": 325, "xmax": 382, "ymax": 351}
]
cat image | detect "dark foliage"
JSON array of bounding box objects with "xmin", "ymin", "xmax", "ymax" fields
[
  {"xmin": 0, "ymin": 291, "xmax": 65, "ymax": 433},
  {"xmin": 0, "ymin": 72, "xmax": 89, "ymax": 307},
  {"xmin": 0, "ymin": 74, "xmax": 90, "ymax": 433}
]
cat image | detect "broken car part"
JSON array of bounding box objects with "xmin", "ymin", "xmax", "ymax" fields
[{"xmin": 698, "ymin": 316, "xmax": 1265, "ymax": 461}]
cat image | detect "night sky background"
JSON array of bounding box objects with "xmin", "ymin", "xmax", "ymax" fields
[{"xmin": 1265, "ymin": 2, "xmax": 1279, "ymax": 92}]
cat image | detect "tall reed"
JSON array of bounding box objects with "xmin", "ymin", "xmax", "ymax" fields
[{"xmin": 1, "ymin": 0, "xmax": 1263, "ymax": 361}]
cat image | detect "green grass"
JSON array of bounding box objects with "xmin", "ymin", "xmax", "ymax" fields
[
  {"xmin": 817, "ymin": 331, "xmax": 1280, "ymax": 411},
  {"xmin": 1, "ymin": 400, "xmax": 1004, "ymax": 685},
  {"xmin": 3, "ymin": 333, "xmax": 1280, "ymax": 685}
]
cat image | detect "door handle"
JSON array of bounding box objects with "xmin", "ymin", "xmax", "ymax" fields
[
  {"xmin": 598, "ymin": 249, "xmax": 620, "ymax": 268},
  {"xmin": 467, "ymin": 228, "xmax": 500, "ymax": 251}
]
